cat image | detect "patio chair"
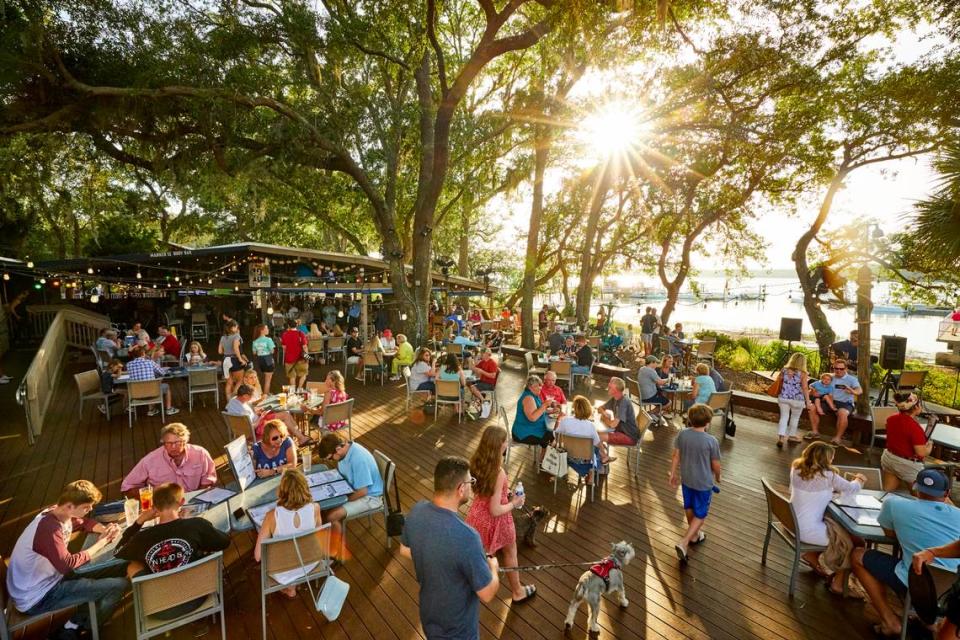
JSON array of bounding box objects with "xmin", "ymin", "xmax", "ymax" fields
[
  {"xmin": 760, "ymin": 477, "xmax": 826, "ymax": 597},
  {"xmin": 325, "ymin": 336, "xmax": 345, "ymax": 364},
  {"xmin": 706, "ymin": 391, "xmax": 733, "ymax": 440},
  {"xmin": 259, "ymin": 526, "xmax": 333, "ymax": 640},
  {"xmin": 550, "ymin": 360, "xmax": 573, "ymax": 392},
  {"xmin": 75, "ymin": 369, "xmax": 122, "ymax": 421},
  {"xmin": 834, "ymin": 465, "xmax": 883, "ymax": 490},
  {"xmin": 361, "ymin": 351, "xmax": 387, "ymax": 386},
  {"xmin": 341, "ymin": 450, "xmax": 396, "ymax": 554},
  {"xmin": 306, "ymin": 381, "xmax": 328, "ymax": 396},
  {"xmin": 894, "ymin": 369, "xmax": 928, "ymax": 397},
  {"xmin": 306, "ymin": 336, "xmax": 325, "ymax": 362},
  {"xmin": 187, "ymin": 367, "xmax": 219, "ymax": 412},
  {"xmin": 524, "ymin": 352, "xmax": 547, "ymax": 377},
  {"xmin": 222, "ymin": 411, "xmax": 255, "ymax": 443},
  {"xmin": 869, "ymin": 406, "xmax": 898, "ymax": 463},
  {"xmin": 131, "ymin": 551, "xmax": 226, "ymax": 640},
  {"xmin": 573, "ymin": 358, "xmax": 595, "ymax": 389},
  {"xmin": 695, "ymin": 340, "xmax": 716, "ymax": 368},
  {"xmin": 657, "ymin": 336, "xmax": 671, "ymax": 357},
  {"xmin": 606, "ymin": 409, "xmax": 649, "ymax": 480},
  {"xmin": 402, "ymin": 367, "xmax": 431, "ymax": 410},
  {"xmin": 128, "ymin": 379, "xmax": 163, "ymax": 429},
  {"xmin": 92, "ymin": 346, "xmax": 112, "ymax": 372},
  {"xmin": 321, "ymin": 398, "xmax": 353, "ymax": 440},
  {"xmin": 625, "ymin": 376, "xmax": 642, "ymax": 410},
  {"xmin": 553, "ymin": 433, "xmax": 596, "ymax": 502},
  {"xmin": 1, "ymin": 553, "xmax": 100, "ymax": 640},
  {"xmin": 434, "ymin": 379, "xmax": 463, "ymax": 423},
  {"xmin": 445, "ymin": 343, "xmax": 464, "ymax": 358},
  {"xmin": 502, "ymin": 406, "xmax": 538, "ymax": 469},
  {"xmin": 898, "ymin": 562, "xmax": 958, "ymax": 640}
]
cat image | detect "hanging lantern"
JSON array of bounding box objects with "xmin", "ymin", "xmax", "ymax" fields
[
  {"xmin": 136, "ymin": 271, "xmax": 142, "ymax": 279},
  {"xmin": 183, "ymin": 297, "xmax": 192, "ymax": 310},
  {"xmin": 26, "ymin": 260, "xmax": 34, "ymax": 268},
  {"xmin": 87, "ymin": 267, "xmax": 94, "ymax": 274}
]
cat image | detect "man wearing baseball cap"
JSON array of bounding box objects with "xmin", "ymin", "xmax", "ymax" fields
[{"xmin": 851, "ymin": 469, "xmax": 960, "ymax": 636}]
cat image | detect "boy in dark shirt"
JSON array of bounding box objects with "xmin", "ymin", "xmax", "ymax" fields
[{"xmin": 115, "ymin": 483, "xmax": 230, "ymax": 618}]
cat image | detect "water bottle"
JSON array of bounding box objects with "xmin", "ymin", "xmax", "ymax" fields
[{"xmin": 514, "ymin": 482, "xmax": 524, "ymax": 509}]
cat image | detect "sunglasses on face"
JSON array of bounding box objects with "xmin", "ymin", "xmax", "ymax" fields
[
  {"xmin": 270, "ymin": 435, "xmax": 282, "ymax": 442},
  {"xmin": 459, "ymin": 476, "xmax": 477, "ymax": 488}
]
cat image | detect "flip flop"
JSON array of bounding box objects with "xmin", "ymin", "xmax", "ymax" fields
[
  {"xmin": 803, "ymin": 432, "xmax": 820, "ymax": 440},
  {"xmin": 787, "ymin": 437, "xmax": 803, "ymax": 444},
  {"xmin": 512, "ymin": 584, "xmax": 537, "ymax": 604},
  {"xmin": 690, "ymin": 532, "xmax": 706, "ymax": 546},
  {"xmin": 801, "ymin": 557, "xmax": 829, "ymax": 578},
  {"xmin": 675, "ymin": 544, "xmax": 688, "ymax": 563}
]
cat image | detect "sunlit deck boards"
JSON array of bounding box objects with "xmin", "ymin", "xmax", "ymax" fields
[{"xmin": 0, "ymin": 353, "xmax": 881, "ymax": 639}]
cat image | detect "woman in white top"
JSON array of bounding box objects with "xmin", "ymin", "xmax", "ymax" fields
[
  {"xmin": 789, "ymin": 441, "xmax": 866, "ymax": 593},
  {"xmin": 254, "ymin": 469, "xmax": 324, "ymax": 597},
  {"xmin": 554, "ymin": 396, "xmax": 607, "ymax": 484}
]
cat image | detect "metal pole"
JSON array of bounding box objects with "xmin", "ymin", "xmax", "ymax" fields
[{"xmin": 360, "ymin": 293, "xmax": 368, "ymax": 344}]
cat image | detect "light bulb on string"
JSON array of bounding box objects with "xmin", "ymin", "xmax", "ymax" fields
[
  {"xmin": 26, "ymin": 260, "xmax": 34, "ymax": 268},
  {"xmin": 39, "ymin": 277, "xmax": 46, "ymax": 284},
  {"xmin": 234, "ymin": 285, "xmax": 239, "ymax": 292},
  {"xmin": 87, "ymin": 267, "xmax": 94, "ymax": 274},
  {"xmin": 338, "ymin": 310, "xmax": 344, "ymax": 318},
  {"xmin": 136, "ymin": 272, "xmax": 142, "ymax": 279},
  {"xmin": 400, "ymin": 313, "xmax": 408, "ymax": 321},
  {"xmin": 2, "ymin": 273, "xmax": 9, "ymax": 281},
  {"xmin": 183, "ymin": 297, "xmax": 192, "ymax": 310},
  {"xmin": 266, "ymin": 306, "xmax": 274, "ymax": 315},
  {"xmin": 174, "ymin": 276, "xmax": 180, "ymax": 282},
  {"xmin": 90, "ymin": 294, "xmax": 100, "ymax": 304}
]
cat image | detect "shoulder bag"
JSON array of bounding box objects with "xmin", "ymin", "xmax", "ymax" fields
[
  {"xmin": 385, "ymin": 461, "xmax": 405, "ymax": 538},
  {"xmin": 765, "ymin": 370, "xmax": 783, "ymax": 398}
]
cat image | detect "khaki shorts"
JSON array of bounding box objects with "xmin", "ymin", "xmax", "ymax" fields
[
  {"xmin": 341, "ymin": 495, "xmax": 383, "ymax": 518},
  {"xmin": 284, "ymin": 360, "xmax": 309, "ymax": 378},
  {"xmin": 881, "ymin": 449, "xmax": 923, "ymax": 484}
]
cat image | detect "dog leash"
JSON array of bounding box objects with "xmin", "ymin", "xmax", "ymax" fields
[{"xmin": 495, "ymin": 560, "xmax": 604, "ymax": 573}]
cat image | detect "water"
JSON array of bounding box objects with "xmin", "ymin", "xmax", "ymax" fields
[{"xmin": 541, "ymin": 275, "xmax": 953, "ymax": 360}]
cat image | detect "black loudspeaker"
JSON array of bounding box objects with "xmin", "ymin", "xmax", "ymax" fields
[
  {"xmin": 779, "ymin": 318, "xmax": 802, "ymax": 342},
  {"xmin": 880, "ymin": 335, "xmax": 907, "ymax": 370}
]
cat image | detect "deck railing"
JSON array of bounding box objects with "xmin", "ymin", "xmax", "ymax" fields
[{"xmin": 17, "ymin": 305, "xmax": 111, "ymax": 444}]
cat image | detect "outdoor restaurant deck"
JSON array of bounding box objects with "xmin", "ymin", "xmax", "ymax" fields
[{"xmin": 0, "ymin": 351, "xmax": 890, "ymax": 640}]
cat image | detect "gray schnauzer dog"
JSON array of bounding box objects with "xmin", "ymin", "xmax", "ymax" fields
[
  {"xmin": 514, "ymin": 505, "xmax": 550, "ymax": 547},
  {"xmin": 563, "ymin": 541, "xmax": 636, "ymax": 637}
]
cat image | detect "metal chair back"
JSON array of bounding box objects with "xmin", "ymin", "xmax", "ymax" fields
[
  {"xmin": 435, "ymin": 379, "xmax": 463, "ymax": 422},
  {"xmin": 75, "ymin": 369, "xmax": 101, "ymax": 397},
  {"xmin": 696, "ymin": 340, "xmax": 717, "ymax": 357},
  {"xmin": 127, "ymin": 379, "xmax": 163, "ymax": 428},
  {"xmin": 897, "ymin": 370, "xmax": 927, "ymax": 390},
  {"xmin": 222, "ymin": 411, "xmax": 255, "ymax": 443},
  {"xmin": 870, "ymin": 406, "xmax": 899, "ymax": 459},
  {"xmin": 445, "ymin": 343, "xmax": 464, "ymax": 356},
  {"xmin": 322, "ymin": 398, "xmax": 354, "ymax": 439},
  {"xmin": 132, "ymin": 552, "xmax": 226, "ymax": 640}
]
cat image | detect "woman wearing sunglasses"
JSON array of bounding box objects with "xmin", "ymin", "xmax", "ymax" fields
[{"xmin": 253, "ymin": 420, "xmax": 298, "ymax": 478}]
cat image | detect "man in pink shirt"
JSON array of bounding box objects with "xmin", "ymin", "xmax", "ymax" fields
[
  {"xmin": 7, "ymin": 480, "xmax": 127, "ymax": 639},
  {"xmin": 121, "ymin": 423, "xmax": 217, "ymax": 496}
]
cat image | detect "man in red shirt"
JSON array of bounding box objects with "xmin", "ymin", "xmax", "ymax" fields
[
  {"xmin": 280, "ymin": 319, "xmax": 309, "ymax": 389},
  {"xmin": 156, "ymin": 325, "xmax": 181, "ymax": 362},
  {"xmin": 471, "ymin": 348, "xmax": 500, "ymax": 392},
  {"xmin": 539, "ymin": 370, "xmax": 567, "ymax": 406}
]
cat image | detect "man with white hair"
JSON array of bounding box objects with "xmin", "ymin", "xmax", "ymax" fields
[{"xmin": 121, "ymin": 423, "xmax": 217, "ymax": 495}]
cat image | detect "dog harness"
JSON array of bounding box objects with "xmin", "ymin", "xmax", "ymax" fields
[{"xmin": 589, "ymin": 556, "xmax": 621, "ymax": 589}]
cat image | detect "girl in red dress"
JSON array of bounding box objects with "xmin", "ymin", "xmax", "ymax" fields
[{"xmin": 466, "ymin": 426, "xmax": 537, "ymax": 603}]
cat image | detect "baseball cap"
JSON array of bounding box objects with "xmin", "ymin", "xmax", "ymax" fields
[
  {"xmin": 914, "ymin": 469, "xmax": 949, "ymax": 497},
  {"xmin": 645, "ymin": 355, "xmax": 660, "ymax": 365}
]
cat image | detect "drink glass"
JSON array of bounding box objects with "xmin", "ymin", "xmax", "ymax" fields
[
  {"xmin": 124, "ymin": 499, "xmax": 140, "ymax": 527},
  {"xmin": 139, "ymin": 486, "xmax": 153, "ymax": 511},
  {"xmin": 278, "ymin": 393, "xmax": 287, "ymax": 409},
  {"xmin": 302, "ymin": 451, "xmax": 313, "ymax": 473}
]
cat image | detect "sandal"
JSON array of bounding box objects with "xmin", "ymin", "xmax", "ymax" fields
[
  {"xmin": 801, "ymin": 556, "xmax": 829, "ymax": 578},
  {"xmin": 802, "ymin": 432, "xmax": 820, "ymax": 440},
  {"xmin": 776, "ymin": 440, "xmax": 784, "ymax": 449},
  {"xmin": 787, "ymin": 437, "xmax": 803, "ymax": 444},
  {"xmin": 512, "ymin": 584, "xmax": 537, "ymax": 604}
]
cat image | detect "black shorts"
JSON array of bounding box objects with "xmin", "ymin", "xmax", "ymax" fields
[
  {"xmin": 516, "ymin": 432, "xmax": 554, "ymax": 448},
  {"xmin": 226, "ymin": 356, "xmax": 246, "ymax": 372},
  {"xmin": 256, "ymin": 355, "xmax": 276, "ymax": 373}
]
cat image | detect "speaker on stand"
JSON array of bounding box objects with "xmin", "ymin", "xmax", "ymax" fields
[
  {"xmin": 875, "ymin": 335, "xmax": 908, "ymax": 406},
  {"xmin": 774, "ymin": 318, "xmax": 804, "ymax": 372}
]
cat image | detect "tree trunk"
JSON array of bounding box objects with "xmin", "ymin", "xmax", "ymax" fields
[
  {"xmin": 521, "ymin": 125, "xmax": 549, "ymax": 349},
  {"xmin": 575, "ymin": 164, "xmax": 613, "ymax": 326},
  {"xmin": 793, "ymin": 170, "xmax": 847, "ymax": 368}
]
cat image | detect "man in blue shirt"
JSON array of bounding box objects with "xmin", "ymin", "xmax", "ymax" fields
[
  {"xmin": 316, "ymin": 433, "xmax": 384, "ymax": 527},
  {"xmin": 851, "ymin": 469, "xmax": 960, "ymax": 637},
  {"xmin": 808, "ymin": 360, "xmax": 861, "ymax": 445},
  {"xmin": 400, "ymin": 456, "xmax": 499, "ymax": 640}
]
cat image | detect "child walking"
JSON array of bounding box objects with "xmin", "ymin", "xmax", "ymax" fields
[{"xmin": 669, "ymin": 403, "xmax": 721, "ymax": 563}]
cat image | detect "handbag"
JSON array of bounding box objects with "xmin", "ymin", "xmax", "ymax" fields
[
  {"xmin": 765, "ymin": 371, "xmax": 783, "ymax": 397},
  {"xmin": 385, "ymin": 462, "xmax": 405, "ymax": 538},
  {"xmin": 480, "ymin": 400, "xmax": 492, "ymax": 419},
  {"xmin": 292, "ymin": 528, "xmax": 350, "ymax": 621},
  {"xmin": 540, "ymin": 444, "xmax": 568, "ymax": 476}
]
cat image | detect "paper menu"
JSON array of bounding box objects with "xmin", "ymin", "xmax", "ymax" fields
[
  {"xmin": 839, "ymin": 506, "xmax": 880, "ymax": 527},
  {"xmin": 310, "ymin": 481, "xmax": 353, "ymax": 501},
  {"xmin": 193, "ymin": 487, "xmax": 237, "ymax": 505},
  {"xmin": 306, "ymin": 469, "xmax": 343, "ymax": 487},
  {"xmin": 247, "ymin": 501, "xmax": 277, "ymax": 530},
  {"xmin": 833, "ymin": 494, "xmax": 883, "ymax": 510},
  {"xmin": 225, "ymin": 436, "xmax": 256, "ymax": 491}
]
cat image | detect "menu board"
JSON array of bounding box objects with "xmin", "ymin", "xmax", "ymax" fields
[
  {"xmin": 225, "ymin": 435, "xmax": 256, "ymax": 491},
  {"xmin": 247, "ymin": 501, "xmax": 276, "ymax": 530}
]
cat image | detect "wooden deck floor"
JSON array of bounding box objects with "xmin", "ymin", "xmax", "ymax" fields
[{"xmin": 0, "ymin": 350, "xmax": 885, "ymax": 640}]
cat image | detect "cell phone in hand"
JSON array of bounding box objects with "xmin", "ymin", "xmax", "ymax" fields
[{"xmin": 835, "ymin": 384, "xmax": 847, "ymax": 390}]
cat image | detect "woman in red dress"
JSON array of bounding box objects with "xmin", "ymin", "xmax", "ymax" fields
[{"xmin": 466, "ymin": 426, "xmax": 537, "ymax": 603}]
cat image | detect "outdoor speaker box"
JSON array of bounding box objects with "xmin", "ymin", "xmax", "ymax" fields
[
  {"xmin": 779, "ymin": 318, "xmax": 802, "ymax": 342},
  {"xmin": 880, "ymin": 335, "xmax": 907, "ymax": 370}
]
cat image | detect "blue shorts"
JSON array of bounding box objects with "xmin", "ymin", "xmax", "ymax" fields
[
  {"xmin": 862, "ymin": 550, "xmax": 906, "ymax": 597},
  {"xmin": 681, "ymin": 485, "xmax": 713, "ymax": 519},
  {"xmin": 834, "ymin": 400, "xmax": 854, "ymax": 413}
]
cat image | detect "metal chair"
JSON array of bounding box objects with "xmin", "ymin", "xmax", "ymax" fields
[
  {"xmin": 187, "ymin": 367, "xmax": 219, "ymax": 412},
  {"xmin": 75, "ymin": 369, "xmax": 122, "ymax": 420},
  {"xmin": 553, "ymin": 433, "xmax": 596, "ymax": 502},
  {"xmin": 834, "ymin": 465, "xmax": 883, "ymax": 490},
  {"xmin": 434, "ymin": 379, "xmax": 463, "ymax": 423},
  {"xmin": 127, "ymin": 379, "xmax": 164, "ymax": 429},
  {"xmin": 341, "ymin": 449, "xmax": 395, "ymax": 553},
  {"xmin": 259, "ymin": 525, "xmax": 333, "ymax": 640},
  {"xmin": 760, "ymin": 477, "xmax": 826, "ymax": 597},
  {"xmin": 321, "ymin": 398, "xmax": 354, "ymax": 440},
  {"xmin": 1, "ymin": 553, "xmax": 100, "ymax": 640},
  {"xmin": 895, "ymin": 369, "xmax": 928, "ymax": 396},
  {"xmin": 222, "ymin": 411, "xmax": 256, "ymax": 443},
  {"xmin": 524, "ymin": 352, "xmax": 547, "ymax": 377},
  {"xmin": 361, "ymin": 351, "xmax": 386, "ymax": 386},
  {"xmin": 445, "ymin": 343, "xmax": 465, "ymax": 358},
  {"xmin": 695, "ymin": 340, "xmax": 717, "ymax": 368},
  {"xmin": 306, "ymin": 336, "xmax": 325, "ymax": 362},
  {"xmin": 550, "ymin": 360, "xmax": 573, "ymax": 392},
  {"xmin": 503, "ymin": 406, "xmax": 538, "ymax": 469},
  {"xmin": 306, "ymin": 381, "xmax": 328, "ymax": 395},
  {"xmin": 190, "ymin": 313, "xmax": 208, "ymax": 342},
  {"xmin": 625, "ymin": 376, "xmax": 642, "ymax": 409},
  {"xmin": 131, "ymin": 551, "xmax": 226, "ymax": 640},
  {"xmin": 870, "ymin": 406, "xmax": 898, "ymax": 463},
  {"xmin": 899, "ymin": 564, "xmax": 957, "ymax": 640},
  {"xmin": 657, "ymin": 336, "xmax": 671, "ymax": 357},
  {"xmin": 707, "ymin": 391, "xmax": 733, "ymax": 440},
  {"xmin": 605, "ymin": 409, "xmax": 649, "ymax": 479},
  {"xmin": 402, "ymin": 367, "xmax": 431, "ymax": 410},
  {"xmin": 325, "ymin": 336, "xmax": 345, "ymax": 364}
]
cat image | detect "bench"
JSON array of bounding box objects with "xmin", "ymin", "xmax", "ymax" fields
[{"xmin": 732, "ymin": 390, "xmax": 871, "ymax": 443}]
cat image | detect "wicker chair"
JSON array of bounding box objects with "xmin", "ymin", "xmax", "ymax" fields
[{"xmin": 131, "ymin": 552, "xmax": 226, "ymax": 640}]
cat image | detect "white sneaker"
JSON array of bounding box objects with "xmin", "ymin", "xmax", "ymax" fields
[
  {"xmin": 166, "ymin": 407, "xmax": 180, "ymax": 416},
  {"xmin": 97, "ymin": 404, "xmax": 107, "ymax": 415},
  {"xmin": 147, "ymin": 408, "xmax": 160, "ymax": 417}
]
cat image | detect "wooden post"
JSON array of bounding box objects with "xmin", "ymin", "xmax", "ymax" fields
[
  {"xmin": 360, "ymin": 293, "xmax": 368, "ymax": 343},
  {"xmin": 856, "ymin": 264, "xmax": 873, "ymax": 415}
]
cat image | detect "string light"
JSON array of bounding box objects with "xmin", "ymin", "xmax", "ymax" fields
[
  {"xmin": 266, "ymin": 306, "xmax": 274, "ymax": 315},
  {"xmin": 26, "ymin": 260, "xmax": 34, "ymax": 268},
  {"xmin": 90, "ymin": 294, "xmax": 100, "ymax": 304},
  {"xmin": 39, "ymin": 277, "xmax": 46, "ymax": 284},
  {"xmin": 183, "ymin": 297, "xmax": 192, "ymax": 310},
  {"xmin": 136, "ymin": 272, "xmax": 142, "ymax": 279},
  {"xmin": 87, "ymin": 267, "xmax": 94, "ymax": 274},
  {"xmin": 2, "ymin": 273, "xmax": 8, "ymax": 281}
]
